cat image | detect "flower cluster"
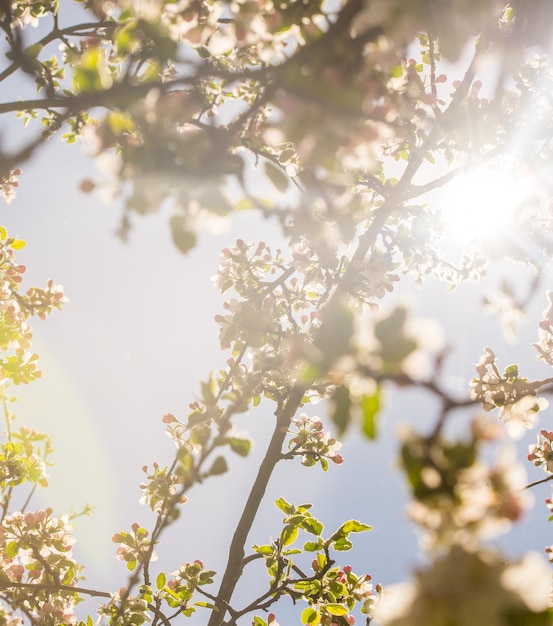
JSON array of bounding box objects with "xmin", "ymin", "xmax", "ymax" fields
[
  {"xmin": 9, "ymin": 2, "xmax": 55, "ymax": 29},
  {"xmin": 0, "ymin": 426, "xmax": 51, "ymax": 491},
  {"xmin": 286, "ymin": 413, "xmax": 343, "ymax": 470},
  {"xmin": 139, "ymin": 462, "xmax": 187, "ymax": 514},
  {"xmin": 0, "ymin": 508, "xmax": 82, "ymax": 624},
  {"xmin": 212, "ymin": 238, "xmax": 340, "ymax": 396},
  {"xmin": 372, "ymin": 546, "xmax": 552, "ymax": 626},
  {"xmin": 353, "ymin": 306, "xmax": 444, "ymax": 384},
  {"xmin": 470, "ymin": 347, "xmax": 549, "ymax": 437},
  {"xmin": 299, "ymin": 564, "xmax": 377, "ymax": 626},
  {"xmin": 0, "ymin": 169, "xmax": 21, "ymax": 204},
  {"xmin": 155, "ymin": 559, "xmax": 216, "ymax": 616},
  {"xmin": 528, "ymin": 430, "xmax": 553, "ymax": 474},
  {"xmin": 112, "ymin": 523, "xmax": 156, "ymax": 571},
  {"xmin": 97, "ymin": 587, "xmax": 151, "ymax": 626},
  {"xmin": 0, "ymin": 229, "xmax": 66, "ymax": 385},
  {"xmin": 401, "ymin": 422, "xmax": 531, "ymax": 549}
]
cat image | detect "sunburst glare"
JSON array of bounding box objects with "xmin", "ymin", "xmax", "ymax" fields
[{"xmin": 438, "ymin": 165, "xmax": 534, "ymax": 245}]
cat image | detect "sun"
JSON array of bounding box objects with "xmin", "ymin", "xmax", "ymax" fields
[{"xmin": 437, "ymin": 165, "xmax": 533, "ymax": 245}]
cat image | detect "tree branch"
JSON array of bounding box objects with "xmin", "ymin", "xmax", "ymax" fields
[
  {"xmin": 206, "ymin": 388, "xmax": 306, "ymax": 626},
  {"xmin": 0, "ymin": 580, "xmax": 111, "ymax": 598}
]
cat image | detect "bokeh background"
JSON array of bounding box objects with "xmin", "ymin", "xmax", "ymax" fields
[{"xmin": 1, "ymin": 6, "xmax": 553, "ymax": 620}]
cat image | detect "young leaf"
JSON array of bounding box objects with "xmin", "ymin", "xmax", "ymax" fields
[
  {"xmin": 339, "ymin": 520, "xmax": 373, "ymax": 534},
  {"xmin": 10, "ymin": 239, "xmax": 25, "ymax": 250},
  {"xmin": 280, "ymin": 524, "xmax": 299, "ymax": 547},
  {"xmin": 275, "ymin": 497, "xmax": 293, "ymax": 514},
  {"xmin": 194, "ymin": 601, "xmax": 217, "ymax": 609},
  {"xmin": 156, "ymin": 572, "xmax": 167, "ymax": 590}
]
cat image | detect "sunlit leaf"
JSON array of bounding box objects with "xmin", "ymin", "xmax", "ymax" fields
[
  {"xmin": 280, "ymin": 524, "xmax": 299, "ymax": 547},
  {"xmin": 325, "ymin": 603, "xmax": 348, "ymax": 616},
  {"xmin": 301, "ymin": 607, "xmax": 321, "ymax": 625}
]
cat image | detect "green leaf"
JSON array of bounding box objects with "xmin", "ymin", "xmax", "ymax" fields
[
  {"xmin": 333, "ymin": 538, "xmax": 353, "ymax": 551},
  {"xmin": 325, "ymin": 604, "xmax": 348, "ymax": 616},
  {"xmin": 170, "ymin": 215, "xmax": 197, "ymax": 255},
  {"xmin": 301, "ymin": 607, "xmax": 321, "ymax": 625},
  {"xmin": 193, "ymin": 601, "xmax": 217, "ymax": 609},
  {"xmin": 331, "ymin": 386, "xmax": 351, "ymax": 435},
  {"xmin": 229, "ymin": 437, "xmax": 251, "ymax": 457},
  {"xmin": 390, "ymin": 64, "xmax": 403, "ymax": 78},
  {"xmin": 199, "ymin": 570, "xmax": 216, "ymax": 584},
  {"xmin": 6, "ymin": 541, "xmax": 18, "ymax": 558},
  {"xmin": 361, "ymin": 389, "xmax": 380, "ymax": 439},
  {"xmin": 303, "ymin": 540, "xmax": 320, "ymax": 551},
  {"xmin": 252, "ymin": 617, "xmax": 267, "ymax": 626},
  {"xmin": 265, "ymin": 161, "xmax": 289, "ymax": 193},
  {"xmin": 156, "ymin": 572, "xmax": 167, "ymax": 590},
  {"xmin": 0, "ymin": 226, "xmax": 7, "ymax": 240},
  {"xmin": 253, "ymin": 544, "xmax": 274, "ymax": 555},
  {"xmin": 73, "ymin": 47, "xmax": 112, "ymax": 93},
  {"xmin": 340, "ymin": 520, "xmax": 373, "ymax": 534},
  {"xmin": 278, "ymin": 148, "xmax": 296, "ymax": 163},
  {"xmin": 10, "ymin": 239, "xmax": 25, "ymax": 250},
  {"xmin": 208, "ymin": 456, "xmax": 228, "ymax": 476},
  {"xmin": 280, "ymin": 524, "xmax": 299, "ymax": 547},
  {"xmin": 375, "ymin": 307, "xmax": 417, "ymax": 366},
  {"xmin": 275, "ymin": 497, "xmax": 293, "ymax": 514},
  {"xmin": 201, "ymin": 376, "xmax": 217, "ymax": 406},
  {"xmin": 106, "ymin": 110, "xmax": 136, "ymax": 135},
  {"xmin": 300, "ymin": 517, "xmax": 323, "ymax": 536},
  {"xmin": 329, "ymin": 520, "xmax": 371, "ymax": 551}
]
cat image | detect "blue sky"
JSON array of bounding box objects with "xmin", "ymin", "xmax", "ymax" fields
[{"xmin": 3, "ymin": 129, "xmax": 553, "ymax": 624}]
